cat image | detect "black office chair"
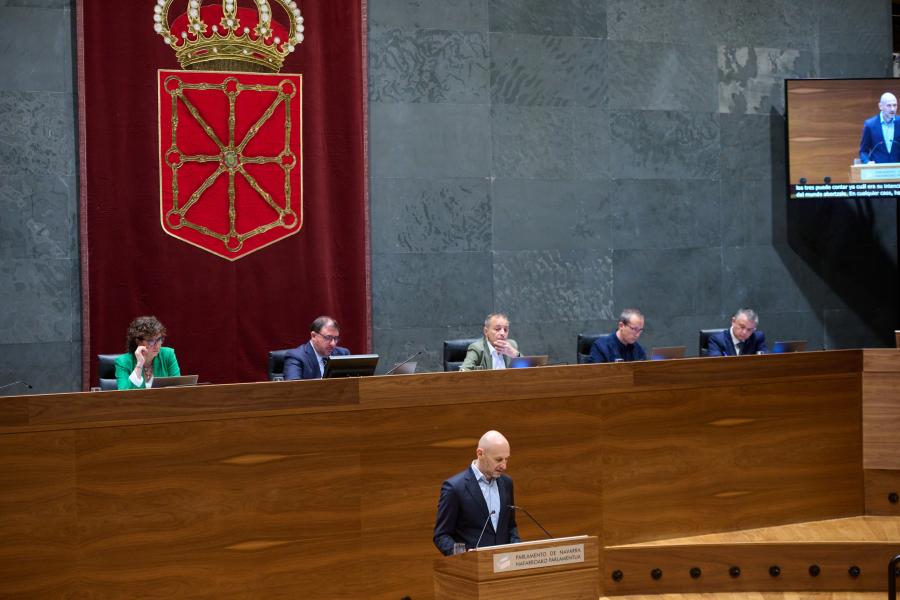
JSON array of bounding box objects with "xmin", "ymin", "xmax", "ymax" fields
[
  {"xmin": 442, "ymin": 338, "xmax": 479, "ymax": 371},
  {"xmin": 576, "ymin": 333, "xmax": 604, "ymax": 364},
  {"xmin": 97, "ymin": 353, "xmax": 120, "ymax": 390},
  {"xmin": 699, "ymin": 329, "xmax": 725, "ymax": 357},
  {"xmin": 268, "ymin": 349, "xmax": 291, "ymax": 380}
]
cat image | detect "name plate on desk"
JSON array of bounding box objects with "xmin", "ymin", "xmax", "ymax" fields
[{"xmin": 493, "ymin": 543, "xmax": 584, "ymax": 573}]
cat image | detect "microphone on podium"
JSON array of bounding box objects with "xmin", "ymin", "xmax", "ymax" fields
[
  {"xmin": 0, "ymin": 380, "xmax": 33, "ymax": 392},
  {"xmin": 385, "ymin": 350, "xmax": 423, "ymax": 375},
  {"xmin": 474, "ymin": 509, "xmax": 496, "ymax": 549},
  {"xmin": 508, "ymin": 504, "xmax": 554, "ymax": 539}
]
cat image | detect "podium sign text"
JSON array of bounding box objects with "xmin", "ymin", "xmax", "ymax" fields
[{"xmin": 493, "ymin": 543, "xmax": 585, "ymax": 573}]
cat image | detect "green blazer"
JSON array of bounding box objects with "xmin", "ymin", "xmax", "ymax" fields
[
  {"xmin": 115, "ymin": 346, "xmax": 181, "ymax": 390},
  {"xmin": 459, "ymin": 337, "xmax": 519, "ymax": 371}
]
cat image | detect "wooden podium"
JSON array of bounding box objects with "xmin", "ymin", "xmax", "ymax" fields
[
  {"xmin": 849, "ymin": 161, "xmax": 900, "ymax": 182},
  {"xmin": 433, "ymin": 536, "xmax": 599, "ymax": 600}
]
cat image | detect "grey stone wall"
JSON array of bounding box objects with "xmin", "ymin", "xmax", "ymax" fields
[
  {"xmin": 0, "ymin": 1, "xmax": 896, "ymax": 391},
  {"xmin": 0, "ymin": 0, "xmax": 80, "ymax": 395},
  {"xmin": 369, "ymin": 0, "xmax": 898, "ymax": 372}
]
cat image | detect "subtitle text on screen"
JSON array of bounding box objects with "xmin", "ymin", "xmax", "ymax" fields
[{"xmin": 791, "ymin": 183, "xmax": 900, "ymax": 198}]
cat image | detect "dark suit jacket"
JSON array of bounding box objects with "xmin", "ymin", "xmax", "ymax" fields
[
  {"xmin": 707, "ymin": 329, "xmax": 767, "ymax": 357},
  {"xmin": 859, "ymin": 114, "xmax": 900, "ymax": 163},
  {"xmin": 433, "ymin": 466, "xmax": 521, "ymax": 555},
  {"xmin": 283, "ymin": 340, "xmax": 350, "ymax": 380}
]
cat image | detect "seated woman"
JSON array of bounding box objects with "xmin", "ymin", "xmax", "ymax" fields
[{"xmin": 115, "ymin": 315, "xmax": 180, "ymax": 390}]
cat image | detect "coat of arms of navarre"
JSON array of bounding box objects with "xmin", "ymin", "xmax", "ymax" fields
[{"xmin": 155, "ymin": 0, "xmax": 305, "ymax": 260}]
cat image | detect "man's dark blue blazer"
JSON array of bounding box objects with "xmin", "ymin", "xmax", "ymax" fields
[
  {"xmin": 707, "ymin": 329, "xmax": 767, "ymax": 357},
  {"xmin": 433, "ymin": 466, "xmax": 520, "ymax": 556},
  {"xmin": 859, "ymin": 115, "xmax": 900, "ymax": 163},
  {"xmin": 283, "ymin": 340, "xmax": 350, "ymax": 380}
]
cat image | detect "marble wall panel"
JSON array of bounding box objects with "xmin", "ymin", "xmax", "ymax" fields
[
  {"xmin": 720, "ymin": 178, "xmax": 774, "ymax": 247},
  {"xmin": 372, "ymin": 251, "xmax": 494, "ymax": 329},
  {"xmin": 370, "ymin": 177, "xmax": 491, "ymax": 253},
  {"xmin": 0, "ymin": 340, "xmax": 79, "ymax": 395},
  {"xmin": 0, "ymin": 6, "xmax": 73, "ymax": 92},
  {"xmin": 369, "ymin": 103, "xmax": 491, "ymax": 178},
  {"xmin": 609, "ymin": 110, "xmax": 720, "ymax": 180},
  {"xmin": 607, "ymin": 42, "xmax": 717, "ymax": 113},
  {"xmin": 0, "ymin": 258, "xmax": 76, "ymax": 344},
  {"xmin": 0, "ymin": 90, "xmax": 75, "ymax": 178},
  {"xmin": 490, "ymin": 33, "xmax": 606, "ymax": 107},
  {"xmin": 368, "ymin": 0, "xmax": 488, "ymax": 31},
  {"xmin": 607, "ymin": 0, "xmax": 714, "ymax": 45},
  {"xmin": 610, "ymin": 179, "xmax": 722, "ymax": 250},
  {"xmin": 614, "ymin": 247, "xmax": 722, "ymax": 318},
  {"xmin": 718, "ymin": 46, "xmax": 814, "ymax": 115},
  {"xmin": 0, "ymin": 170, "xmax": 77, "ymax": 259},
  {"xmin": 369, "ymin": 27, "xmax": 489, "ymax": 104},
  {"xmin": 492, "ymin": 178, "xmax": 610, "ymax": 251},
  {"xmin": 492, "ymin": 105, "xmax": 609, "ymax": 179},
  {"xmin": 488, "ymin": 0, "xmax": 606, "ymax": 37},
  {"xmin": 817, "ymin": 0, "xmax": 890, "ymax": 55},
  {"xmin": 493, "ymin": 249, "xmax": 614, "ymax": 323}
]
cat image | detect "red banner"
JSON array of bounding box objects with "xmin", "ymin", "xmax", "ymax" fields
[{"xmin": 77, "ymin": 1, "xmax": 369, "ymax": 385}]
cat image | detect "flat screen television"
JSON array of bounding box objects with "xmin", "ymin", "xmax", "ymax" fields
[
  {"xmin": 322, "ymin": 354, "xmax": 379, "ymax": 378},
  {"xmin": 786, "ymin": 78, "xmax": 900, "ymax": 199}
]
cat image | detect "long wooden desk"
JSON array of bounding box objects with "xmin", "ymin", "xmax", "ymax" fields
[{"xmin": 0, "ymin": 350, "xmax": 897, "ymax": 598}]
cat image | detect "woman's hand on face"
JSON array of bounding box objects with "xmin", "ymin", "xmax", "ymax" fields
[{"xmin": 134, "ymin": 346, "xmax": 147, "ymax": 369}]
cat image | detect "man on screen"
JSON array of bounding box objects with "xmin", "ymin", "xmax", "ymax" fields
[
  {"xmin": 283, "ymin": 316, "xmax": 350, "ymax": 380},
  {"xmin": 433, "ymin": 430, "xmax": 521, "ymax": 555},
  {"xmin": 859, "ymin": 92, "xmax": 900, "ymax": 164},
  {"xmin": 707, "ymin": 308, "xmax": 767, "ymax": 356}
]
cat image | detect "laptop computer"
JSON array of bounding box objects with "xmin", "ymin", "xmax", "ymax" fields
[
  {"xmin": 771, "ymin": 340, "xmax": 807, "ymax": 353},
  {"xmin": 152, "ymin": 374, "xmax": 199, "ymax": 388},
  {"xmin": 323, "ymin": 354, "xmax": 379, "ymax": 378},
  {"xmin": 508, "ymin": 355, "xmax": 549, "ymax": 369},
  {"xmin": 386, "ymin": 361, "xmax": 417, "ymax": 375},
  {"xmin": 650, "ymin": 346, "xmax": 686, "ymax": 360}
]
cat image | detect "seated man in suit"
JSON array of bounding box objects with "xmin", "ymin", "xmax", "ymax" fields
[
  {"xmin": 433, "ymin": 430, "xmax": 521, "ymax": 555},
  {"xmin": 459, "ymin": 313, "xmax": 520, "ymax": 371},
  {"xmin": 589, "ymin": 308, "xmax": 647, "ymax": 363},
  {"xmin": 707, "ymin": 308, "xmax": 767, "ymax": 356},
  {"xmin": 859, "ymin": 92, "xmax": 900, "ymax": 164},
  {"xmin": 283, "ymin": 315, "xmax": 351, "ymax": 380}
]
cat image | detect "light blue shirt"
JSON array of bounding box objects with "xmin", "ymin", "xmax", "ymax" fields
[
  {"xmin": 882, "ymin": 116, "xmax": 894, "ymax": 154},
  {"xmin": 471, "ymin": 461, "xmax": 500, "ymax": 531}
]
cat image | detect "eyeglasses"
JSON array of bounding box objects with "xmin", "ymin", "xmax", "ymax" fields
[
  {"xmin": 141, "ymin": 336, "xmax": 165, "ymax": 346},
  {"xmin": 316, "ymin": 333, "xmax": 340, "ymax": 343},
  {"xmin": 623, "ymin": 324, "xmax": 644, "ymax": 334}
]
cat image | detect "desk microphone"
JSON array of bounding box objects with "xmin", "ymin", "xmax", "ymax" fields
[
  {"xmin": 508, "ymin": 505, "xmax": 554, "ymax": 538},
  {"xmin": 0, "ymin": 380, "xmax": 33, "ymax": 392},
  {"xmin": 385, "ymin": 350, "xmax": 423, "ymax": 375},
  {"xmin": 474, "ymin": 509, "xmax": 496, "ymax": 549},
  {"xmin": 865, "ymin": 138, "xmax": 899, "ymax": 163}
]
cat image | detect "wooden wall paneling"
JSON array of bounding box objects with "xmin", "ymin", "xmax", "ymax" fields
[
  {"xmin": 604, "ymin": 542, "xmax": 900, "ymax": 595},
  {"xmin": 0, "ymin": 430, "xmax": 78, "ymax": 597},
  {"xmin": 71, "ymin": 411, "xmax": 366, "ymax": 598},
  {"xmin": 862, "ymin": 372, "xmax": 900, "ymax": 469},
  {"xmin": 601, "ymin": 376, "xmax": 864, "ymax": 546},
  {"xmin": 863, "ymin": 469, "xmax": 900, "ymax": 516}
]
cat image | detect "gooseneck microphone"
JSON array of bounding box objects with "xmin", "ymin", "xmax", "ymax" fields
[
  {"xmin": 865, "ymin": 138, "xmax": 899, "ymax": 163},
  {"xmin": 474, "ymin": 509, "xmax": 496, "ymax": 549},
  {"xmin": 385, "ymin": 350, "xmax": 423, "ymax": 375},
  {"xmin": 508, "ymin": 505, "xmax": 554, "ymax": 539},
  {"xmin": 0, "ymin": 380, "xmax": 33, "ymax": 392}
]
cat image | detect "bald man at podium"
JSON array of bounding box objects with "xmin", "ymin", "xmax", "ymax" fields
[{"xmin": 433, "ymin": 430, "xmax": 521, "ymax": 555}]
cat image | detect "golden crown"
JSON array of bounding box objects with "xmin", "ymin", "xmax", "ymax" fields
[{"xmin": 153, "ymin": 0, "xmax": 305, "ymax": 73}]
